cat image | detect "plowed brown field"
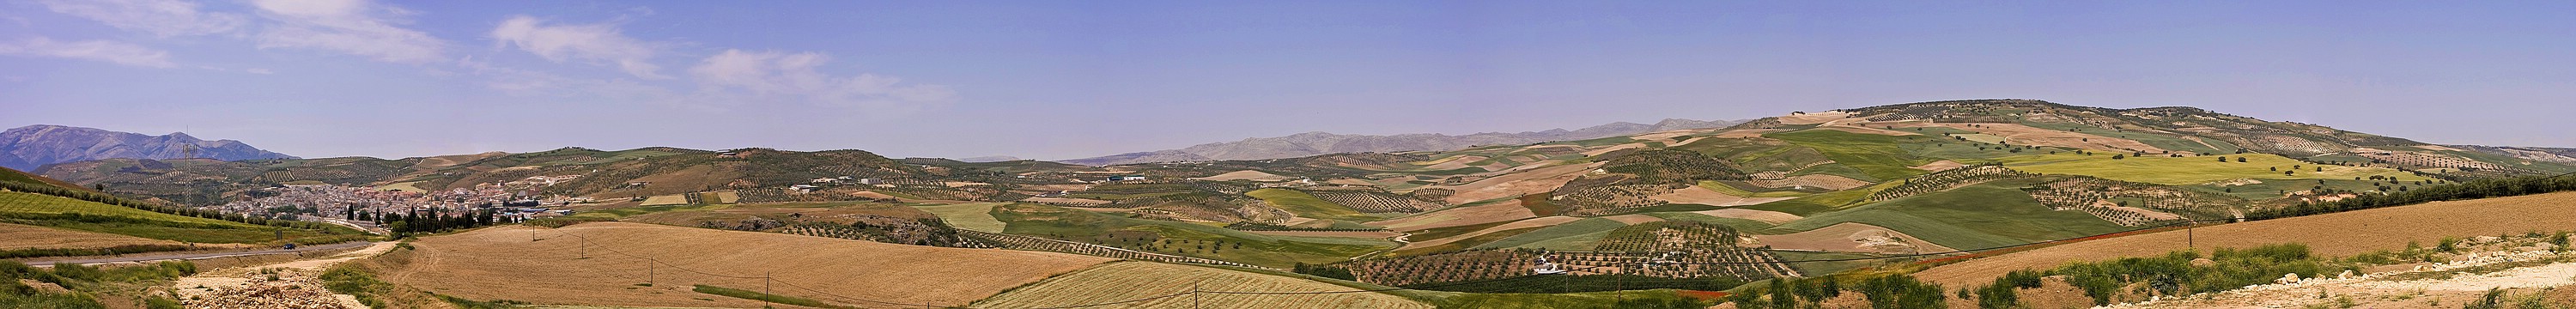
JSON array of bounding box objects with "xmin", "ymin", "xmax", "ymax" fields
[{"xmin": 1916, "ymin": 191, "xmax": 2576, "ymax": 287}]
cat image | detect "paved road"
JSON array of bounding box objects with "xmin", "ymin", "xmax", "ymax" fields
[{"xmin": 21, "ymin": 241, "xmax": 380, "ymax": 266}]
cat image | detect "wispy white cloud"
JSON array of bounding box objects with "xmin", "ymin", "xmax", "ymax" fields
[
  {"xmin": 249, "ymin": 0, "xmax": 446, "ymax": 64},
  {"xmin": 689, "ymin": 49, "xmax": 957, "ymax": 110},
  {"xmin": 37, "ymin": 0, "xmax": 246, "ymax": 37},
  {"xmin": 246, "ymin": 68, "xmax": 274, "ymax": 74},
  {"xmin": 0, "ymin": 37, "xmax": 176, "ymax": 67},
  {"xmin": 491, "ymin": 15, "xmax": 666, "ymax": 79}
]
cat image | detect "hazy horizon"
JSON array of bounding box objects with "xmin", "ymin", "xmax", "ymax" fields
[{"xmin": 7, "ymin": 1, "xmax": 2574, "ymax": 160}]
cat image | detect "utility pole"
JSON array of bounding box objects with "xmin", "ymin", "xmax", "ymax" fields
[
  {"xmin": 1192, "ymin": 281, "xmax": 1202, "ymax": 309},
  {"xmin": 765, "ymin": 271, "xmax": 774, "ymax": 306},
  {"xmin": 1613, "ymin": 264, "xmax": 1625, "ymax": 305}
]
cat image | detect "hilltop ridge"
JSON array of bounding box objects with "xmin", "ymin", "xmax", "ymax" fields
[
  {"xmin": 0, "ymin": 124, "xmax": 296, "ymax": 171},
  {"xmin": 1065, "ymin": 118, "xmax": 1741, "ymax": 166}
]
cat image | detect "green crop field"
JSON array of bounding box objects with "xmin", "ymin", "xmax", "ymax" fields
[
  {"xmin": 1392, "ymin": 227, "xmax": 1541, "ymax": 257},
  {"xmin": 1765, "ymin": 179, "xmax": 2130, "ymax": 250},
  {"xmin": 2180, "ymin": 179, "xmax": 2413, "ymax": 201},
  {"xmin": 1984, "ymin": 153, "xmax": 2429, "ymax": 185},
  {"xmin": 1472, "ymin": 218, "xmax": 1627, "ymax": 250},
  {"xmin": 993, "ymin": 203, "xmax": 1392, "ymax": 266},
  {"xmin": 1736, "ymin": 181, "xmax": 1896, "ymax": 215},
  {"xmin": 1762, "ymin": 130, "xmax": 1932, "ymax": 181},
  {"xmin": 1695, "ymin": 180, "xmax": 1814, "ymax": 198},
  {"xmin": 0, "ymin": 191, "xmax": 358, "ymax": 244},
  {"xmin": 909, "ymin": 203, "xmax": 1010, "ymax": 232},
  {"xmin": 0, "ymin": 192, "xmax": 249, "ymax": 227},
  {"xmin": 1638, "ymin": 212, "xmax": 1775, "ymax": 231},
  {"xmin": 1246, "ymin": 188, "xmax": 1375, "ymax": 221}
]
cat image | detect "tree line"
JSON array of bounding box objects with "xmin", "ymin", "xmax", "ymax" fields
[{"xmin": 2248, "ymin": 172, "xmax": 2576, "ymax": 220}]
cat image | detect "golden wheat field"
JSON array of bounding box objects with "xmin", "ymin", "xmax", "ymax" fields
[
  {"xmin": 0, "ymin": 222, "xmax": 179, "ymax": 250},
  {"xmin": 383, "ymin": 222, "xmax": 1112, "ymax": 307},
  {"xmin": 975, "ymin": 261, "xmax": 1430, "ymax": 309}
]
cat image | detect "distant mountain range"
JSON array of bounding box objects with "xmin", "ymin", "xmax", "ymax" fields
[
  {"xmin": 0, "ymin": 124, "xmax": 296, "ymax": 171},
  {"xmin": 1061, "ymin": 118, "xmax": 1743, "ymax": 166}
]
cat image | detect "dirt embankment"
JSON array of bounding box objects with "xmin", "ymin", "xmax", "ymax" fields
[
  {"xmin": 1917, "ymin": 191, "xmax": 2576, "ymax": 287},
  {"xmin": 175, "ymin": 242, "xmax": 397, "ymax": 309},
  {"xmin": 380, "ymin": 222, "xmax": 1111, "ymax": 307}
]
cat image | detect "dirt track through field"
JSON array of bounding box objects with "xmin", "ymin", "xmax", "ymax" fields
[
  {"xmin": 386, "ymin": 222, "xmax": 1111, "ymax": 307},
  {"xmin": 1915, "ymin": 191, "xmax": 2576, "ymax": 287}
]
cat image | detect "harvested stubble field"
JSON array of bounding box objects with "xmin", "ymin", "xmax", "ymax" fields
[
  {"xmin": 975, "ymin": 261, "xmax": 1430, "ymax": 309},
  {"xmin": 1915, "ymin": 191, "xmax": 2576, "ymax": 287},
  {"xmin": 637, "ymin": 194, "xmax": 690, "ymax": 206},
  {"xmin": 1366, "ymin": 199, "xmax": 1538, "ymax": 232},
  {"xmin": 0, "ymin": 222, "xmax": 179, "ymax": 250},
  {"xmin": 385, "ymin": 222, "xmax": 1111, "ymax": 307},
  {"xmin": 1430, "ymin": 162, "xmax": 1602, "ymax": 204}
]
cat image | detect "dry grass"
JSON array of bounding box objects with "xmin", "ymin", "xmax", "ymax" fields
[
  {"xmin": 1774, "ymin": 111, "xmax": 1853, "ymax": 125},
  {"xmin": 1910, "ymin": 160, "xmax": 1964, "ymax": 172},
  {"xmin": 1886, "ymin": 122, "xmax": 2167, "ymax": 153},
  {"xmin": 383, "ymin": 222, "xmax": 1111, "ymax": 307},
  {"xmin": 1191, "ymin": 170, "xmax": 1295, "ymax": 182},
  {"xmin": 1914, "ymin": 191, "xmax": 2576, "ymax": 287},
  {"xmin": 1431, "ymin": 161, "xmax": 1602, "ymax": 204},
  {"xmin": 1686, "ymin": 209, "xmax": 1804, "ymax": 225},
  {"xmin": 636, "ymin": 194, "xmax": 690, "ymax": 206},
  {"xmin": 1747, "ymin": 174, "xmax": 1873, "ymax": 191},
  {"xmin": 974, "ymin": 262, "xmax": 1429, "ymax": 309},
  {"xmin": 0, "ymin": 222, "xmax": 180, "ymax": 250},
  {"xmin": 1815, "ymin": 125, "xmax": 1922, "ymax": 136}
]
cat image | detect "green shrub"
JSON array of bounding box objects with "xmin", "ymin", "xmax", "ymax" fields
[
  {"xmin": 2040, "ymin": 244, "xmax": 2358, "ymax": 306},
  {"xmin": 1974, "ymin": 283, "xmax": 2019, "ymax": 309},
  {"xmin": 1856, "ymin": 274, "xmax": 1947, "ymax": 309}
]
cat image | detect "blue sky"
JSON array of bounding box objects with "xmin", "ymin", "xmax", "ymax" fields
[{"xmin": 3, "ymin": 1, "xmax": 2573, "ymax": 160}]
